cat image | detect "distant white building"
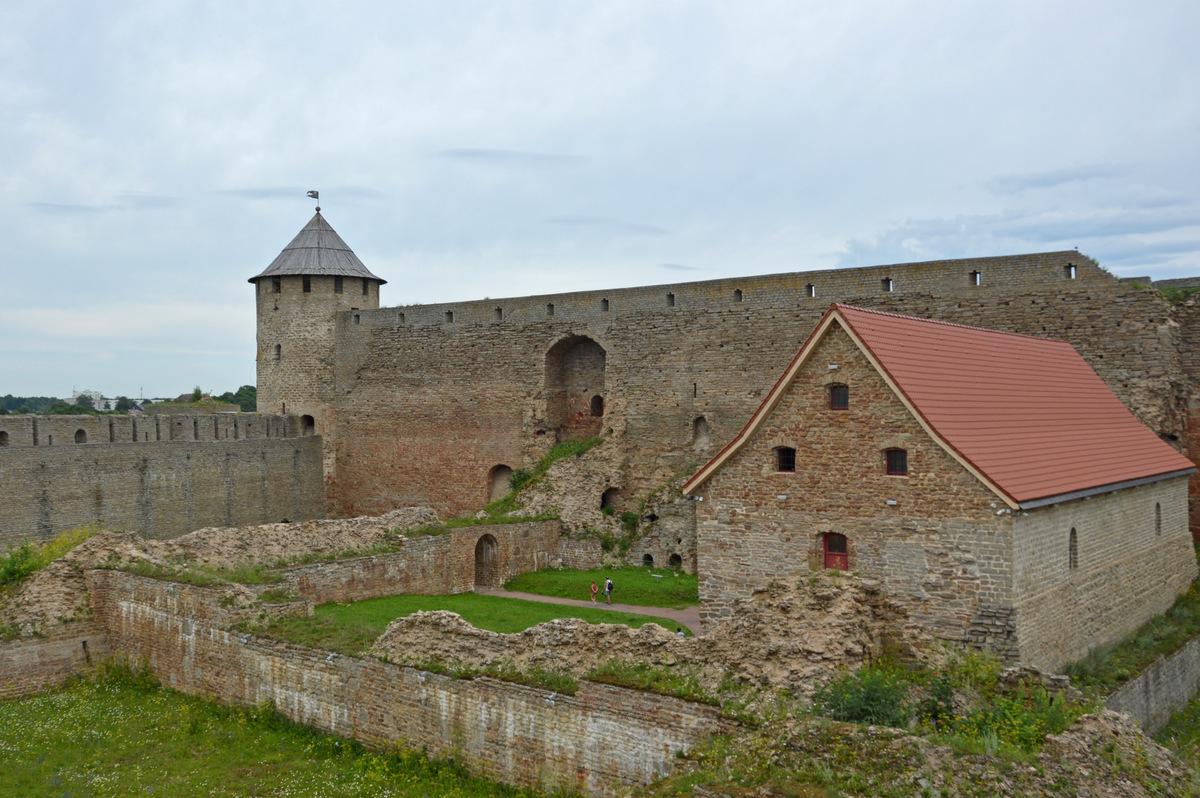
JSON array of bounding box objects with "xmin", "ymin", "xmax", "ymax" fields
[{"xmin": 66, "ymin": 390, "xmax": 104, "ymax": 408}]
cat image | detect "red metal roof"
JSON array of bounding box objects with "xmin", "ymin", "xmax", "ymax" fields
[{"xmin": 684, "ymin": 304, "xmax": 1195, "ymax": 506}]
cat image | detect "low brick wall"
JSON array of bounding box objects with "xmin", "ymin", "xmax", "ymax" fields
[
  {"xmin": 277, "ymin": 521, "xmax": 565, "ymax": 603},
  {"xmin": 88, "ymin": 569, "xmax": 734, "ymax": 796},
  {"xmin": 1106, "ymin": 637, "xmax": 1200, "ymax": 734},
  {"xmin": 0, "ymin": 620, "xmax": 109, "ymax": 699}
]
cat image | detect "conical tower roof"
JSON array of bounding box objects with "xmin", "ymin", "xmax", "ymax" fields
[{"xmin": 248, "ymin": 212, "xmax": 386, "ymax": 284}]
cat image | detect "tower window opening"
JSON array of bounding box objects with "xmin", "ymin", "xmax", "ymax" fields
[
  {"xmin": 667, "ymin": 292, "xmax": 675, "ymax": 307},
  {"xmin": 445, "ymin": 311, "xmax": 454, "ymax": 323},
  {"xmin": 74, "ymin": 429, "xmax": 87, "ymax": 444},
  {"xmin": 590, "ymin": 395, "xmax": 604, "ymax": 416},
  {"xmin": 805, "ymin": 284, "xmax": 816, "ymax": 298},
  {"xmin": 495, "ymin": 307, "xmax": 503, "ymax": 321},
  {"xmin": 882, "ymin": 277, "xmax": 893, "ymax": 292},
  {"xmin": 886, "ymin": 448, "xmax": 908, "ymax": 476},
  {"xmin": 1069, "ymin": 528, "xmax": 1078, "ymax": 570},
  {"xmin": 547, "ymin": 303, "xmax": 554, "ymax": 316},
  {"xmin": 601, "ymin": 298, "xmax": 609, "ymax": 312},
  {"xmin": 734, "ymin": 289, "xmax": 743, "ymax": 302},
  {"xmin": 362, "ymin": 278, "xmax": 368, "ymax": 296},
  {"xmin": 0, "ymin": 431, "xmax": 9, "ymax": 446},
  {"xmin": 274, "ymin": 344, "xmax": 281, "ymax": 363},
  {"xmin": 272, "ymin": 277, "xmax": 281, "ymax": 294},
  {"xmin": 354, "ymin": 314, "xmax": 360, "ymax": 325},
  {"xmin": 334, "ymin": 276, "xmax": 343, "ymax": 294},
  {"xmin": 301, "ymin": 415, "xmax": 315, "ymax": 436},
  {"xmin": 969, "ymin": 270, "xmax": 981, "ymax": 287},
  {"xmin": 1066, "ymin": 264, "xmax": 1077, "ymax": 280},
  {"xmin": 302, "ymin": 276, "xmax": 311, "ymax": 293},
  {"xmin": 1156, "ymin": 502, "xmax": 1162, "ymax": 536}
]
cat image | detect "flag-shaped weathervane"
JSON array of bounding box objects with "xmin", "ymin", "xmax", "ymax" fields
[{"xmin": 307, "ymin": 190, "xmax": 320, "ymax": 212}]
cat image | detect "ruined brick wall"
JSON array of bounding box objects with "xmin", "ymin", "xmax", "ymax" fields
[
  {"xmin": 0, "ymin": 620, "xmax": 108, "ymax": 699},
  {"xmin": 692, "ymin": 324, "xmax": 1015, "ymax": 650},
  {"xmin": 0, "ymin": 413, "xmax": 323, "ymax": 546},
  {"xmin": 88, "ymin": 570, "xmax": 734, "ymax": 796},
  {"xmin": 277, "ymin": 521, "xmax": 564, "ymax": 602},
  {"xmin": 325, "ymin": 253, "xmax": 1190, "ymax": 529},
  {"xmin": 1013, "ymin": 476, "xmax": 1196, "ymax": 672}
]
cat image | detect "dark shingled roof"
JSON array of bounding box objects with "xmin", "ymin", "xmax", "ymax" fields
[{"xmin": 248, "ymin": 212, "xmax": 386, "ymax": 284}]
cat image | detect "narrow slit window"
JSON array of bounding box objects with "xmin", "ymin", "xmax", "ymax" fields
[
  {"xmin": 1069, "ymin": 528, "xmax": 1078, "ymax": 569},
  {"xmin": 1156, "ymin": 502, "xmax": 1162, "ymax": 536},
  {"xmin": 362, "ymin": 278, "xmax": 369, "ymax": 296},
  {"xmin": 302, "ymin": 276, "xmax": 311, "ymax": 293},
  {"xmin": 885, "ymin": 448, "xmax": 908, "ymax": 476},
  {"xmin": 547, "ymin": 303, "xmax": 554, "ymax": 316},
  {"xmin": 829, "ymin": 384, "xmax": 849, "ymax": 410},
  {"xmin": 775, "ymin": 447, "xmax": 796, "ymax": 472},
  {"xmin": 882, "ymin": 278, "xmax": 893, "ymax": 292},
  {"xmin": 334, "ymin": 276, "xmax": 343, "ymax": 294}
]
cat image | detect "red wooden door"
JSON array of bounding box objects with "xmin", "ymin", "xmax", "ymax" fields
[{"xmin": 824, "ymin": 534, "xmax": 848, "ymax": 570}]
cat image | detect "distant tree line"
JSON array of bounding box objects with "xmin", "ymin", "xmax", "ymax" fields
[{"xmin": 0, "ymin": 386, "xmax": 256, "ymax": 415}]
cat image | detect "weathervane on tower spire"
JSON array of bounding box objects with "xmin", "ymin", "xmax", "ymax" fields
[{"xmin": 307, "ymin": 190, "xmax": 320, "ymax": 213}]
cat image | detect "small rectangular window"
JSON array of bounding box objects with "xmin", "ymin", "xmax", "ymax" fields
[
  {"xmin": 734, "ymin": 289, "xmax": 743, "ymax": 302},
  {"xmin": 667, "ymin": 293, "xmax": 675, "ymax": 307},
  {"xmin": 303, "ymin": 276, "xmax": 311, "ymax": 293},
  {"xmin": 601, "ymin": 298, "xmax": 609, "ymax": 312},
  {"xmin": 362, "ymin": 278, "xmax": 369, "ymax": 296},
  {"xmin": 886, "ymin": 449, "xmax": 908, "ymax": 476},
  {"xmin": 445, "ymin": 311, "xmax": 454, "ymax": 323},
  {"xmin": 547, "ymin": 303, "xmax": 554, "ymax": 316},
  {"xmin": 272, "ymin": 277, "xmax": 281, "ymax": 294},
  {"xmin": 334, "ymin": 276, "xmax": 343, "ymax": 294},
  {"xmin": 1066, "ymin": 264, "xmax": 1077, "ymax": 280},
  {"xmin": 969, "ymin": 271, "xmax": 981, "ymax": 287},
  {"xmin": 776, "ymin": 447, "xmax": 796, "ymax": 472},
  {"xmin": 805, "ymin": 284, "xmax": 815, "ymax": 298},
  {"xmin": 495, "ymin": 307, "xmax": 503, "ymax": 321},
  {"xmin": 881, "ymin": 278, "xmax": 893, "ymax": 292},
  {"xmin": 829, "ymin": 384, "xmax": 849, "ymax": 410}
]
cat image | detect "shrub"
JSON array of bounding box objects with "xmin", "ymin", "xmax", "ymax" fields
[
  {"xmin": 0, "ymin": 525, "xmax": 98, "ymax": 586},
  {"xmin": 815, "ymin": 668, "xmax": 910, "ymax": 728}
]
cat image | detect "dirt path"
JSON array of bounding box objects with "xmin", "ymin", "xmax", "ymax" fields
[{"xmin": 474, "ymin": 587, "xmax": 703, "ymax": 635}]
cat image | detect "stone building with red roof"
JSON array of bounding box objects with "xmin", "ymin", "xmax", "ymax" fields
[{"xmin": 683, "ymin": 304, "xmax": 1197, "ymax": 671}]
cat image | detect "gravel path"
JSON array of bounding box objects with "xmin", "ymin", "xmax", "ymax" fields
[{"xmin": 474, "ymin": 587, "xmax": 703, "ymax": 635}]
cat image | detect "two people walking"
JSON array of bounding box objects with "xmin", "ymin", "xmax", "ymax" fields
[{"xmin": 590, "ymin": 577, "xmax": 614, "ymax": 604}]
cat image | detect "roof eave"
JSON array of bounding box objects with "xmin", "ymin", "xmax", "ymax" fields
[{"xmin": 1016, "ymin": 468, "xmax": 1197, "ymax": 510}]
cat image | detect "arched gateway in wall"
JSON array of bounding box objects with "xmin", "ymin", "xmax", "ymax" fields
[
  {"xmin": 474, "ymin": 534, "xmax": 500, "ymax": 588},
  {"xmin": 545, "ymin": 335, "xmax": 606, "ymax": 440}
]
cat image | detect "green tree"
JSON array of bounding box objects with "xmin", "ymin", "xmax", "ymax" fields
[
  {"xmin": 114, "ymin": 396, "xmax": 133, "ymax": 413},
  {"xmin": 191, "ymin": 386, "xmax": 203, "ymax": 403},
  {"xmin": 75, "ymin": 394, "xmax": 95, "ymax": 410}
]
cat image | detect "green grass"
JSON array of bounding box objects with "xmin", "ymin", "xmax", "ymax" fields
[
  {"xmin": 1155, "ymin": 686, "xmax": 1200, "ymax": 772},
  {"xmin": 503, "ymin": 566, "xmax": 698, "ymax": 609},
  {"xmin": 0, "ymin": 664, "xmax": 543, "ymax": 798},
  {"xmin": 1065, "ymin": 546, "xmax": 1200, "ymax": 695},
  {"xmin": 263, "ymin": 592, "xmax": 686, "ymax": 656},
  {"xmin": 0, "ymin": 525, "xmax": 99, "ymax": 586},
  {"xmin": 586, "ymin": 660, "xmax": 716, "ymax": 705}
]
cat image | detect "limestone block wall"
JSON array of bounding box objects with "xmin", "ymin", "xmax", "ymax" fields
[
  {"xmin": 1012, "ymin": 477, "xmax": 1197, "ymax": 672},
  {"xmin": 276, "ymin": 521, "xmax": 564, "ymax": 603},
  {"xmin": 1106, "ymin": 634, "xmax": 1200, "ymax": 734},
  {"xmin": 0, "ymin": 414, "xmax": 323, "ymax": 547},
  {"xmin": 693, "ymin": 325, "xmax": 1014, "ymax": 649},
  {"xmin": 88, "ymin": 570, "xmax": 735, "ymax": 796},
  {"xmin": 0, "ymin": 620, "xmax": 109, "ymax": 699},
  {"xmin": 325, "ymin": 252, "xmax": 1192, "ymax": 531}
]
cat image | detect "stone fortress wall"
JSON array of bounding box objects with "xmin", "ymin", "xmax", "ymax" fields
[
  {"xmin": 321, "ymin": 251, "xmax": 1199, "ymax": 540},
  {"xmin": 0, "ymin": 413, "xmax": 324, "ymax": 547}
]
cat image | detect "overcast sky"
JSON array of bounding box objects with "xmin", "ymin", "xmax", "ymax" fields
[{"xmin": 2, "ymin": 1, "xmax": 1198, "ymax": 399}]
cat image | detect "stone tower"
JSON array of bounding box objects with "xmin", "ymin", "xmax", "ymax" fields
[{"xmin": 248, "ymin": 210, "xmax": 386, "ymax": 440}]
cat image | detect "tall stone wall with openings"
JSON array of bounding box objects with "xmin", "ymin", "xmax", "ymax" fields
[
  {"xmin": 0, "ymin": 413, "xmax": 323, "ymax": 546},
  {"xmin": 326, "ymin": 252, "xmax": 1193, "ymax": 527}
]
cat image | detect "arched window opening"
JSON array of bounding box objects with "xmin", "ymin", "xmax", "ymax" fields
[
  {"xmin": 601, "ymin": 488, "xmax": 620, "ymax": 510},
  {"xmin": 1156, "ymin": 503, "xmax": 1162, "ymax": 536},
  {"xmin": 488, "ymin": 465, "xmax": 513, "ymax": 503},
  {"xmin": 775, "ymin": 446, "xmax": 796, "ymax": 472},
  {"xmin": 885, "ymin": 448, "xmax": 908, "ymax": 476},
  {"xmin": 474, "ymin": 534, "xmax": 500, "ymax": 588},
  {"xmin": 74, "ymin": 429, "xmax": 87, "ymax": 444},
  {"xmin": 301, "ymin": 415, "xmax": 315, "ymax": 436},
  {"xmin": 545, "ymin": 335, "xmax": 606, "ymax": 440},
  {"xmin": 668, "ymin": 553, "xmax": 683, "ymax": 569},
  {"xmin": 0, "ymin": 431, "xmax": 9, "ymax": 446},
  {"xmin": 692, "ymin": 416, "xmax": 711, "ymax": 452},
  {"xmin": 1069, "ymin": 528, "xmax": 1078, "ymax": 570},
  {"xmin": 829, "ymin": 384, "xmax": 849, "ymax": 410},
  {"xmin": 590, "ymin": 395, "xmax": 604, "ymax": 417},
  {"xmin": 824, "ymin": 534, "xmax": 849, "ymax": 571},
  {"xmin": 642, "ymin": 553, "xmax": 654, "ymax": 567},
  {"xmin": 273, "ymin": 344, "xmax": 282, "ymax": 364}
]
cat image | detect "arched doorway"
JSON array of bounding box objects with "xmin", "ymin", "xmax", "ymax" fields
[
  {"xmin": 545, "ymin": 335, "xmax": 606, "ymax": 440},
  {"xmin": 824, "ymin": 534, "xmax": 849, "ymax": 571},
  {"xmin": 475, "ymin": 534, "xmax": 500, "ymax": 588},
  {"xmin": 488, "ymin": 465, "xmax": 513, "ymax": 502},
  {"xmin": 301, "ymin": 415, "xmax": 315, "ymax": 436},
  {"xmin": 74, "ymin": 429, "xmax": 87, "ymax": 444}
]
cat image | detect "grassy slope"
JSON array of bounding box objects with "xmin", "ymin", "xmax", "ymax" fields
[
  {"xmin": 265, "ymin": 592, "xmax": 687, "ymax": 656},
  {"xmin": 503, "ymin": 566, "xmax": 699, "ymax": 609},
  {"xmin": 0, "ymin": 669, "xmax": 537, "ymax": 798}
]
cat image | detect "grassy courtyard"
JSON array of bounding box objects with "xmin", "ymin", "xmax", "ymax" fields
[
  {"xmin": 503, "ymin": 565, "xmax": 699, "ymax": 609},
  {"xmin": 264, "ymin": 591, "xmax": 686, "ymax": 656},
  {"xmin": 0, "ymin": 666, "xmax": 538, "ymax": 798}
]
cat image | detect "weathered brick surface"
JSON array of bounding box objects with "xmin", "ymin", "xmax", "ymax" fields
[
  {"xmin": 1107, "ymin": 633, "xmax": 1200, "ymax": 734},
  {"xmin": 1012, "ymin": 477, "xmax": 1196, "ymax": 672},
  {"xmin": 0, "ymin": 413, "xmax": 323, "ymax": 547},
  {"xmin": 88, "ymin": 570, "xmax": 735, "ymax": 797},
  {"xmin": 0, "ymin": 620, "xmax": 108, "ymax": 698},
  {"xmin": 277, "ymin": 521, "xmax": 565, "ymax": 603}
]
